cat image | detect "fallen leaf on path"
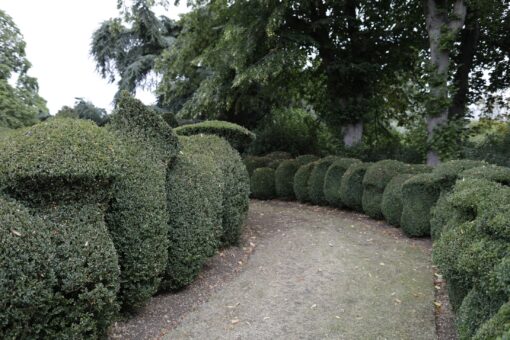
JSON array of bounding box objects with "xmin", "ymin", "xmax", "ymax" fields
[{"xmin": 231, "ymin": 319, "xmax": 239, "ymax": 324}]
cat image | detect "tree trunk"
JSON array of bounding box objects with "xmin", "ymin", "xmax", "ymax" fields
[
  {"xmin": 425, "ymin": 0, "xmax": 467, "ymax": 166},
  {"xmin": 342, "ymin": 121, "xmax": 363, "ymax": 147}
]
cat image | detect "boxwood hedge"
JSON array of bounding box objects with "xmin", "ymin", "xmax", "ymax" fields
[
  {"xmin": 323, "ymin": 158, "xmax": 361, "ymax": 207},
  {"xmin": 174, "ymin": 120, "xmax": 255, "ymax": 152},
  {"xmin": 244, "ymin": 156, "xmax": 272, "ymax": 176},
  {"xmin": 460, "ymin": 164, "xmax": 510, "ymax": 185},
  {"xmin": 339, "ymin": 162, "xmax": 371, "ymax": 212},
  {"xmin": 161, "ymin": 136, "xmax": 224, "ymax": 290},
  {"xmin": 266, "ymin": 151, "xmax": 292, "ymax": 160},
  {"xmin": 381, "ymin": 174, "xmax": 415, "ymax": 226},
  {"xmin": 294, "ymin": 162, "xmax": 316, "ymax": 203},
  {"xmin": 251, "ymin": 167, "xmax": 276, "ymax": 200},
  {"xmin": 106, "ymin": 93, "xmax": 179, "ymax": 311},
  {"xmin": 275, "ymin": 159, "xmax": 300, "ymax": 200},
  {"xmin": 473, "ymin": 302, "xmax": 510, "ymax": 339},
  {"xmin": 0, "ymin": 198, "xmax": 120, "ymax": 339},
  {"xmin": 295, "ymin": 154, "xmax": 319, "ymax": 165},
  {"xmin": 308, "ymin": 156, "xmax": 341, "ymax": 205}
]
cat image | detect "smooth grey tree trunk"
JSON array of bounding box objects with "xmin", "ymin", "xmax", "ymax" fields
[
  {"xmin": 342, "ymin": 121, "xmax": 363, "ymax": 147},
  {"xmin": 425, "ymin": 0, "xmax": 466, "ymax": 166}
]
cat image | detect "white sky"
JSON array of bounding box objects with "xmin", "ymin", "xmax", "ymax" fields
[{"xmin": 1, "ymin": 0, "xmax": 189, "ymax": 114}]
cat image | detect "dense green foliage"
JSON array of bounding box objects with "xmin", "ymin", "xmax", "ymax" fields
[
  {"xmin": 381, "ymin": 174, "xmax": 415, "ymax": 227},
  {"xmin": 55, "ymin": 98, "xmax": 109, "ymax": 126},
  {"xmin": 243, "ymin": 156, "xmax": 272, "ymax": 176},
  {"xmin": 0, "ymin": 10, "xmax": 47, "ymax": 129},
  {"xmin": 294, "ymin": 162, "xmax": 316, "ymax": 203},
  {"xmin": 174, "ymin": 120, "xmax": 255, "ymax": 152},
  {"xmin": 473, "ymin": 302, "xmax": 510, "ymax": 339},
  {"xmin": 308, "ymin": 156, "xmax": 340, "ymax": 205},
  {"xmin": 250, "ymin": 167, "xmax": 276, "ymax": 200},
  {"xmin": 161, "ymin": 136, "xmax": 223, "ymax": 290},
  {"xmin": 295, "ymin": 155, "xmax": 320, "ymax": 165},
  {"xmin": 460, "ymin": 164, "xmax": 510, "ymax": 185},
  {"xmin": 323, "ymin": 158, "xmax": 361, "ymax": 207},
  {"xmin": 339, "ymin": 162, "xmax": 371, "ymax": 212},
  {"xmin": 106, "ymin": 93, "xmax": 179, "ymax": 311},
  {"xmin": 275, "ymin": 160, "xmax": 300, "ymax": 200}
]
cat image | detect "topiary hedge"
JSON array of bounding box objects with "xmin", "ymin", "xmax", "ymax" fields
[
  {"xmin": 160, "ymin": 136, "xmax": 224, "ymax": 290},
  {"xmin": 243, "ymin": 156, "xmax": 272, "ymax": 176},
  {"xmin": 251, "ymin": 167, "xmax": 276, "ymax": 200},
  {"xmin": 473, "ymin": 302, "xmax": 510, "ymax": 339},
  {"xmin": 295, "ymin": 154, "xmax": 320, "ymax": 165},
  {"xmin": 265, "ymin": 151, "xmax": 292, "ymax": 160},
  {"xmin": 308, "ymin": 156, "xmax": 341, "ymax": 205},
  {"xmin": 323, "ymin": 158, "xmax": 361, "ymax": 207},
  {"xmin": 275, "ymin": 159, "xmax": 300, "ymax": 200},
  {"xmin": 339, "ymin": 162, "xmax": 372, "ymax": 212},
  {"xmin": 400, "ymin": 160, "xmax": 484, "ymax": 238},
  {"xmin": 174, "ymin": 120, "xmax": 255, "ymax": 152},
  {"xmin": 294, "ymin": 162, "xmax": 316, "ymax": 203},
  {"xmin": 106, "ymin": 93, "xmax": 180, "ymax": 311},
  {"xmin": 0, "ymin": 197, "xmax": 120, "ymax": 339},
  {"xmin": 181, "ymin": 134, "xmax": 249, "ymax": 246},
  {"xmin": 381, "ymin": 174, "xmax": 415, "ymax": 226},
  {"xmin": 460, "ymin": 164, "xmax": 510, "ymax": 185},
  {"xmin": 362, "ymin": 160, "xmax": 420, "ymax": 220}
]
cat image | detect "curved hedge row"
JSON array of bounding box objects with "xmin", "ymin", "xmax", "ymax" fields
[
  {"xmin": 308, "ymin": 156, "xmax": 340, "ymax": 205},
  {"xmin": 339, "ymin": 162, "xmax": 371, "ymax": 212},
  {"xmin": 174, "ymin": 120, "xmax": 255, "ymax": 152},
  {"xmin": 294, "ymin": 162, "xmax": 316, "ymax": 203},
  {"xmin": 323, "ymin": 158, "xmax": 361, "ymax": 207},
  {"xmin": 251, "ymin": 167, "xmax": 276, "ymax": 200},
  {"xmin": 381, "ymin": 174, "xmax": 414, "ymax": 226},
  {"xmin": 275, "ymin": 159, "xmax": 300, "ymax": 200}
]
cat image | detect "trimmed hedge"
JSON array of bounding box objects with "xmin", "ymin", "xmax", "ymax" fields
[
  {"xmin": 295, "ymin": 154, "xmax": 319, "ymax": 165},
  {"xmin": 461, "ymin": 164, "xmax": 510, "ymax": 185},
  {"xmin": 182, "ymin": 134, "xmax": 249, "ymax": 246},
  {"xmin": 362, "ymin": 160, "xmax": 419, "ymax": 220},
  {"xmin": 174, "ymin": 120, "xmax": 255, "ymax": 152},
  {"xmin": 0, "ymin": 198, "xmax": 120, "ymax": 339},
  {"xmin": 106, "ymin": 93, "xmax": 179, "ymax": 311},
  {"xmin": 268, "ymin": 158, "xmax": 285, "ymax": 170},
  {"xmin": 308, "ymin": 156, "xmax": 341, "ymax": 205},
  {"xmin": 339, "ymin": 162, "xmax": 371, "ymax": 212},
  {"xmin": 243, "ymin": 156, "xmax": 272, "ymax": 176},
  {"xmin": 275, "ymin": 159, "xmax": 300, "ymax": 200},
  {"xmin": 251, "ymin": 167, "xmax": 276, "ymax": 200},
  {"xmin": 381, "ymin": 174, "xmax": 415, "ymax": 226},
  {"xmin": 294, "ymin": 162, "xmax": 316, "ymax": 203},
  {"xmin": 473, "ymin": 301, "xmax": 510, "ymax": 339},
  {"xmin": 160, "ymin": 136, "xmax": 224, "ymax": 290},
  {"xmin": 266, "ymin": 151, "xmax": 292, "ymax": 160},
  {"xmin": 323, "ymin": 158, "xmax": 361, "ymax": 207}
]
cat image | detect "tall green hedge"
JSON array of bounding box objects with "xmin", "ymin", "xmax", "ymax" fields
[
  {"xmin": 308, "ymin": 156, "xmax": 340, "ymax": 205},
  {"xmin": 381, "ymin": 174, "xmax": 414, "ymax": 226},
  {"xmin": 161, "ymin": 136, "xmax": 224, "ymax": 290},
  {"xmin": 251, "ymin": 167, "xmax": 276, "ymax": 200},
  {"xmin": 294, "ymin": 162, "xmax": 316, "ymax": 203},
  {"xmin": 106, "ymin": 93, "xmax": 180, "ymax": 311},
  {"xmin": 323, "ymin": 158, "xmax": 361, "ymax": 207},
  {"xmin": 174, "ymin": 120, "xmax": 255, "ymax": 152},
  {"xmin": 400, "ymin": 160, "xmax": 484, "ymax": 237},
  {"xmin": 181, "ymin": 134, "xmax": 249, "ymax": 246},
  {"xmin": 339, "ymin": 162, "xmax": 371, "ymax": 212}
]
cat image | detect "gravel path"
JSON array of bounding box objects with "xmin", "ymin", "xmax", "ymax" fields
[{"xmin": 158, "ymin": 200, "xmax": 436, "ymax": 340}]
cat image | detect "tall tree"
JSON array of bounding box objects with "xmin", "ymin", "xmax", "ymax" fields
[
  {"xmin": 0, "ymin": 9, "xmax": 47, "ymax": 129},
  {"xmin": 55, "ymin": 98, "xmax": 109, "ymax": 126}
]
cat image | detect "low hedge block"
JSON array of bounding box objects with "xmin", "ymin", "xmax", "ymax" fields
[
  {"xmin": 294, "ymin": 162, "xmax": 316, "ymax": 203},
  {"xmin": 433, "ymin": 159, "xmax": 487, "ymax": 186},
  {"xmin": 266, "ymin": 151, "xmax": 292, "ymax": 160},
  {"xmin": 461, "ymin": 164, "xmax": 510, "ymax": 185},
  {"xmin": 339, "ymin": 162, "xmax": 371, "ymax": 212},
  {"xmin": 161, "ymin": 136, "xmax": 224, "ymax": 290},
  {"xmin": 473, "ymin": 301, "xmax": 510, "ymax": 340},
  {"xmin": 309, "ymin": 156, "xmax": 341, "ymax": 205},
  {"xmin": 251, "ymin": 167, "xmax": 276, "ymax": 200},
  {"xmin": 323, "ymin": 158, "xmax": 361, "ymax": 207},
  {"xmin": 381, "ymin": 174, "xmax": 414, "ymax": 226},
  {"xmin": 275, "ymin": 159, "xmax": 300, "ymax": 200},
  {"xmin": 174, "ymin": 120, "xmax": 255, "ymax": 152},
  {"xmin": 243, "ymin": 156, "xmax": 272, "ymax": 176},
  {"xmin": 295, "ymin": 154, "xmax": 319, "ymax": 166}
]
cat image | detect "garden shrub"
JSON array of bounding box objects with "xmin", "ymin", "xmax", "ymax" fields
[
  {"xmin": 243, "ymin": 156, "xmax": 272, "ymax": 176},
  {"xmin": 323, "ymin": 158, "xmax": 361, "ymax": 207},
  {"xmin": 433, "ymin": 159, "xmax": 487, "ymax": 186},
  {"xmin": 265, "ymin": 151, "xmax": 292, "ymax": 160},
  {"xmin": 0, "ymin": 197, "xmax": 120, "ymax": 339},
  {"xmin": 339, "ymin": 162, "xmax": 372, "ymax": 212},
  {"xmin": 294, "ymin": 162, "xmax": 316, "ymax": 203},
  {"xmin": 473, "ymin": 302, "xmax": 510, "ymax": 340},
  {"xmin": 251, "ymin": 167, "xmax": 276, "ymax": 200},
  {"xmin": 275, "ymin": 159, "xmax": 300, "ymax": 200},
  {"xmin": 362, "ymin": 160, "xmax": 418, "ymax": 220},
  {"xmin": 181, "ymin": 134, "xmax": 249, "ymax": 246},
  {"xmin": 106, "ymin": 93, "xmax": 179, "ymax": 311},
  {"xmin": 460, "ymin": 164, "xmax": 510, "ymax": 185},
  {"xmin": 308, "ymin": 156, "xmax": 341, "ymax": 205},
  {"xmin": 161, "ymin": 136, "xmax": 224, "ymax": 290},
  {"xmin": 268, "ymin": 158, "xmax": 285, "ymax": 170},
  {"xmin": 0, "ymin": 119, "xmax": 122, "ymax": 337},
  {"xmin": 174, "ymin": 120, "xmax": 255, "ymax": 152},
  {"xmin": 295, "ymin": 154, "xmax": 320, "ymax": 165},
  {"xmin": 381, "ymin": 174, "xmax": 414, "ymax": 226}
]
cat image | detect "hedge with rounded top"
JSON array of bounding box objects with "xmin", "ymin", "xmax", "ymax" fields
[
  {"xmin": 266, "ymin": 151, "xmax": 292, "ymax": 160},
  {"xmin": 295, "ymin": 154, "xmax": 319, "ymax": 165},
  {"xmin": 275, "ymin": 159, "xmax": 300, "ymax": 200},
  {"xmin": 243, "ymin": 156, "xmax": 272, "ymax": 176},
  {"xmin": 308, "ymin": 156, "xmax": 341, "ymax": 205},
  {"xmin": 106, "ymin": 93, "xmax": 179, "ymax": 311},
  {"xmin": 174, "ymin": 120, "xmax": 255, "ymax": 152},
  {"xmin": 294, "ymin": 162, "xmax": 316, "ymax": 203},
  {"xmin": 473, "ymin": 302, "xmax": 510, "ymax": 339},
  {"xmin": 251, "ymin": 167, "xmax": 276, "ymax": 199},
  {"xmin": 160, "ymin": 136, "xmax": 224, "ymax": 290},
  {"xmin": 381, "ymin": 173, "xmax": 414, "ymax": 226},
  {"xmin": 339, "ymin": 162, "xmax": 371, "ymax": 212},
  {"xmin": 460, "ymin": 164, "xmax": 510, "ymax": 185},
  {"xmin": 324, "ymin": 158, "xmax": 361, "ymax": 207}
]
